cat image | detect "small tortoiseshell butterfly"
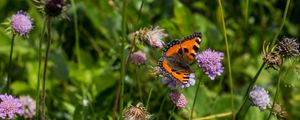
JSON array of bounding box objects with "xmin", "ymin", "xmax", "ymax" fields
[{"xmin": 159, "ymin": 32, "xmax": 202, "ymax": 84}]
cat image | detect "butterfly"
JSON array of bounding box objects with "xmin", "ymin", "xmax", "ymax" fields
[{"xmin": 159, "ymin": 32, "xmax": 202, "ymax": 84}]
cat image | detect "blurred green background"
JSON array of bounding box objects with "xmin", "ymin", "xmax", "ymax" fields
[{"xmin": 0, "ymin": 0, "xmax": 300, "ymax": 119}]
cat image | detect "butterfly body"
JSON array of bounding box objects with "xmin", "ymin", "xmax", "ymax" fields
[{"xmin": 159, "ymin": 32, "xmax": 202, "ymax": 84}]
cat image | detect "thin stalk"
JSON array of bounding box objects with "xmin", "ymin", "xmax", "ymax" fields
[
  {"xmin": 146, "ymin": 87, "xmax": 153, "ymax": 110},
  {"xmin": 217, "ymin": 0, "xmax": 234, "ymax": 118},
  {"xmin": 136, "ymin": 67, "xmax": 143, "ymax": 100},
  {"xmin": 190, "ymin": 79, "xmax": 201, "ymax": 120},
  {"xmin": 112, "ymin": 82, "xmax": 120, "ymax": 120},
  {"xmin": 36, "ymin": 17, "xmax": 47, "ymax": 119},
  {"xmin": 268, "ymin": 0, "xmax": 290, "ymax": 47},
  {"xmin": 136, "ymin": 0, "xmax": 145, "ymax": 27},
  {"xmin": 71, "ymin": 0, "xmax": 81, "ymax": 67},
  {"xmin": 193, "ymin": 112, "xmax": 232, "ymax": 120},
  {"xmin": 244, "ymin": 62, "xmax": 266, "ymax": 100},
  {"xmin": 168, "ymin": 105, "xmax": 176, "ymax": 120},
  {"xmin": 267, "ymin": 66, "xmax": 283, "ymax": 120},
  {"xmin": 157, "ymin": 95, "xmax": 166, "ymax": 119},
  {"xmin": 120, "ymin": 0, "xmax": 128, "ymax": 116},
  {"xmin": 236, "ymin": 62, "xmax": 265, "ymax": 119},
  {"xmin": 41, "ymin": 17, "xmax": 52, "ymax": 120},
  {"xmin": 244, "ymin": 0, "xmax": 249, "ymax": 26},
  {"xmin": 7, "ymin": 33, "xmax": 16, "ymax": 92}
]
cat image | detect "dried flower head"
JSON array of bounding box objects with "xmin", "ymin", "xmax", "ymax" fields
[
  {"xmin": 169, "ymin": 92, "xmax": 188, "ymax": 109},
  {"xmin": 129, "ymin": 51, "xmax": 147, "ymax": 65},
  {"xmin": 10, "ymin": 11, "xmax": 33, "ymax": 36},
  {"xmin": 33, "ymin": 0, "xmax": 68, "ymax": 19},
  {"xmin": 19, "ymin": 96, "xmax": 36, "ymax": 119},
  {"xmin": 44, "ymin": 0, "xmax": 66, "ymax": 17},
  {"xmin": 161, "ymin": 72, "xmax": 195, "ymax": 89},
  {"xmin": 196, "ymin": 49, "xmax": 224, "ymax": 80},
  {"xmin": 270, "ymin": 103, "xmax": 288, "ymax": 119},
  {"xmin": 0, "ymin": 94, "xmax": 24, "ymax": 119},
  {"xmin": 277, "ymin": 37, "xmax": 300, "ymax": 58},
  {"xmin": 263, "ymin": 51, "xmax": 282, "ymax": 70},
  {"xmin": 249, "ymin": 86, "xmax": 270, "ymax": 110},
  {"xmin": 123, "ymin": 102, "xmax": 152, "ymax": 120},
  {"xmin": 133, "ymin": 26, "xmax": 168, "ymax": 48}
]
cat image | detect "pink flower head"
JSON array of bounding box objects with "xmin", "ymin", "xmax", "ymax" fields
[
  {"xmin": 19, "ymin": 96, "xmax": 36, "ymax": 119},
  {"xmin": 0, "ymin": 94, "xmax": 24, "ymax": 119},
  {"xmin": 10, "ymin": 11, "xmax": 33, "ymax": 36},
  {"xmin": 169, "ymin": 92, "xmax": 188, "ymax": 109},
  {"xmin": 129, "ymin": 51, "xmax": 147, "ymax": 65}
]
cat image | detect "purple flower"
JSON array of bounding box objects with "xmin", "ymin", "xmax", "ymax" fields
[
  {"xmin": 19, "ymin": 96, "xmax": 36, "ymax": 119},
  {"xmin": 129, "ymin": 51, "xmax": 147, "ymax": 65},
  {"xmin": 196, "ymin": 49, "xmax": 224, "ymax": 80},
  {"xmin": 277, "ymin": 37, "xmax": 300, "ymax": 58},
  {"xmin": 169, "ymin": 92, "xmax": 188, "ymax": 109},
  {"xmin": 10, "ymin": 11, "xmax": 33, "ymax": 36},
  {"xmin": 0, "ymin": 94, "xmax": 24, "ymax": 119},
  {"xmin": 249, "ymin": 86, "xmax": 270, "ymax": 110},
  {"xmin": 161, "ymin": 73, "xmax": 195, "ymax": 89}
]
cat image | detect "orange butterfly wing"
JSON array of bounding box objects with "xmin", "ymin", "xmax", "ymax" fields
[{"xmin": 159, "ymin": 32, "xmax": 202, "ymax": 83}]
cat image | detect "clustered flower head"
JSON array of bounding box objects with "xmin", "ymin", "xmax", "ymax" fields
[
  {"xmin": 129, "ymin": 51, "xmax": 147, "ymax": 65},
  {"xmin": 161, "ymin": 73, "xmax": 195, "ymax": 89},
  {"xmin": 123, "ymin": 102, "xmax": 152, "ymax": 120},
  {"xmin": 10, "ymin": 11, "xmax": 33, "ymax": 36},
  {"xmin": 249, "ymin": 86, "xmax": 270, "ymax": 110},
  {"xmin": 132, "ymin": 26, "xmax": 168, "ymax": 48},
  {"xmin": 0, "ymin": 94, "xmax": 24, "ymax": 119},
  {"xmin": 277, "ymin": 37, "xmax": 300, "ymax": 58},
  {"xmin": 169, "ymin": 92, "xmax": 188, "ymax": 109},
  {"xmin": 19, "ymin": 96, "xmax": 36, "ymax": 119},
  {"xmin": 196, "ymin": 49, "xmax": 224, "ymax": 80}
]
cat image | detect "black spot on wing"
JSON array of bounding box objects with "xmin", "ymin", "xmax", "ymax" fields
[
  {"xmin": 183, "ymin": 48, "xmax": 189, "ymax": 53},
  {"xmin": 193, "ymin": 45, "xmax": 199, "ymax": 52},
  {"xmin": 178, "ymin": 49, "xmax": 183, "ymax": 55},
  {"xmin": 190, "ymin": 53, "xmax": 196, "ymax": 58}
]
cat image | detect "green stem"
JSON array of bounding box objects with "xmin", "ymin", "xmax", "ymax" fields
[
  {"xmin": 244, "ymin": 62, "xmax": 266, "ymax": 100},
  {"xmin": 136, "ymin": 67, "xmax": 143, "ymax": 101},
  {"xmin": 217, "ymin": 0, "xmax": 234, "ymax": 119},
  {"xmin": 146, "ymin": 87, "xmax": 153, "ymax": 110},
  {"xmin": 168, "ymin": 105, "xmax": 176, "ymax": 120},
  {"xmin": 236, "ymin": 62, "xmax": 265, "ymax": 119},
  {"xmin": 36, "ymin": 17, "xmax": 47, "ymax": 119},
  {"xmin": 71, "ymin": 0, "xmax": 81, "ymax": 67},
  {"xmin": 41, "ymin": 17, "xmax": 52, "ymax": 120},
  {"xmin": 136, "ymin": 0, "xmax": 145, "ymax": 27},
  {"xmin": 244, "ymin": 0, "xmax": 249, "ymax": 26},
  {"xmin": 190, "ymin": 79, "xmax": 201, "ymax": 120},
  {"xmin": 120, "ymin": 0, "xmax": 128, "ymax": 116},
  {"xmin": 269, "ymin": 0, "xmax": 290, "ymax": 47},
  {"xmin": 157, "ymin": 95, "xmax": 166, "ymax": 119},
  {"xmin": 267, "ymin": 67, "xmax": 283, "ymax": 120},
  {"xmin": 7, "ymin": 33, "xmax": 16, "ymax": 93}
]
